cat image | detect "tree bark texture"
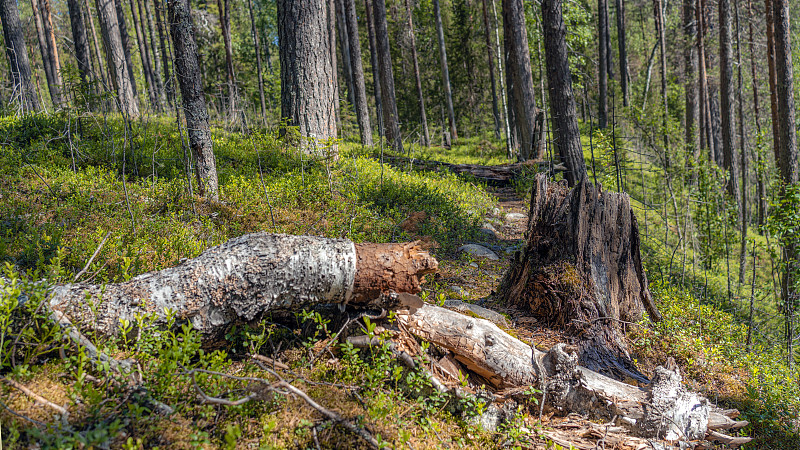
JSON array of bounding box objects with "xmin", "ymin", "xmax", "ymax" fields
[
  {"xmin": 217, "ymin": 0, "xmax": 238, "ymax": 122},
  {"xmin": 696, "ymin": 0, "xmax": 713, "ymax": 158},
  {"xmin": 372, "ymin": 0, "xmax": 402, "ymax": 151},
  {"xmin": 335, "ymin": 0, "xmax": 354, "ymax": 106},
  {"xmin": 279, "ymin": 0, "xmax": 339, "ymax": 154},
  {"xmin": 615, "ymin": 0, "xmax": 629, "ymax": 106},
  {"xmin": 502, "ymin": 0, "xmax": 543, "ymax": 161},
  {"xmin": 764, "ymin": 0, "xmax": 781, "ymax": 166},
  {"xmin": 719, "ymin": 0, "xmax": 741, "ymax": 209},
  {"xmin": 247, "ymin": 0, "xmax": 268, "ymax": 125},
  {"xmin": 598, "ymin": 0, "xmax": 609, "ymax": 129},
  {"xmin": 364, "ymin": 0, "xmax": 383, "ymax": 137},
  {"xmin": 154, "ymin": 0, "xmax": 175, "ymax": 107},
  {"xmin": 327, "ymin": 0, "xmax": 340, "ymax": 130},
  {"xmin": 481, "ymin": 0, "xmax": 502, "ymax": 140},
  {"xmin": 129, "ymin": 0, "xmax": 158, "ymax": 111},
  {"xmin": 85, "ymin": 0, "xmax": 109, "ymax": 89},
  {"xmin": 683, "ymin": 0, "xmax": 698, "ymax": 159},
  {"xmin": 772, "ymin": 0, "xmax": 797, "ymax": 186},
  {"xmin": 114, "ymin": 0, "xmax": 139, "ymax": 99},
  {"xmin": 748, "ymin": 0, "xmax": 767, "ymax": 227},
  {"xmin": 68, "ymin": 0, "xmax": 94, "ymax": 87},
  {"xmin": 498, "ymin": 174, "xmax": 661, "ymax": 382},
  {"xmin": 344, "ymin": 0, "xmax": 373, "ymax": 147},
  {"xmin": 541, "ymin": 0, "xmax": 586, "ymax": 185},
  {"xmin": 30, "ymin": 0, "xmax": 59, "ymax": 107},
  {"xmin": 96, "ymin": 0, "xmax": 140, "ymax": 116},
  {"xmin": 405, "ymin": 0, "xmax": 430, "ymax": 147},
  {"xmin": 167, "ymin": 0, "xmax": 219, "ymax": 200},
  {"xmin": 49, "ymin": 234, "xmax": 436, "ymax": 343},
  {"xmin": 0, "ymin": 0, "xmax": 40, "ymax": 112},
  {"xmin": 141, "ymin": 0, "xmax": 166, "ymax": 108},
  {"xmin": 433, "ymin": 0, "xmax": 457, "ymax": 143},
  {"xmin": 40, "ymin": 0, "xmax": 64, "ymax": 106}
]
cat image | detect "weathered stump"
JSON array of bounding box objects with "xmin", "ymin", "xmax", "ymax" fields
[{"xmin": 498, "ymin": 174, "xmax": 661, "ymax": 382}]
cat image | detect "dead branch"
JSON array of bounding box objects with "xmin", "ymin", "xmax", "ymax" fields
[{"xmin": 0, "ymin": 375, "xmax": 67, "ymax": 416}]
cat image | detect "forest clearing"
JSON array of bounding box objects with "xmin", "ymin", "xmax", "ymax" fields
[{"xmin": 1, "ymin": 0, "xmax": 799, "ymax": 448}]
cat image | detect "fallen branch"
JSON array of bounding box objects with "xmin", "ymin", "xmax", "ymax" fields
[{"xmin": 0, "ymin": 375, "xmax": 67, "ymax": 416}]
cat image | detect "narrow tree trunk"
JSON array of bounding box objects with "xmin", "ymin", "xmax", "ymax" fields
[
  {"xmin": 30, "ymin": 0, "xmax": 58, "ymax": 107},
  {"xmin": 683, "ymin": 0, "xmax": 698, "ymax": 164},
  {"xmin": 615, "ymin": 0, "xmax": 629, "ymax": 106},
  {"xmin": 364, "ymin": 0, "xmax": 383, "ymax": 137},
  {"xmin": 141, "ymin": 0, "xmax": 166, "ymax": 108},
  {"xmin": 129, "ymin": 0, "xmax": 158, "ymax": 111},
  {"xmin": 734, "ymin": 0, "xmax": 747, "ymax": 283},
  {"xmin": 765, "ymin": 0, "xmax": 781, "ymax": 166},
  {"xmin": 167, "ymin": 0, "xmax": 218, "ymax": 200},
  {"xmin": 68, "ymin": 0, "xmax": 94, "ymax": 87},
  {"xmin": 372, "ymin": 0, "xmax": 402, "ymax": 151},
  {"xmin": 654, "ymin": 0, "xmax": 669, "ymax": 166},
  {"xmin": 327, "ymin": 0, "xmax": 341, "ymax": 131},
  {"xmin": 278, "ymin": 0, "xmax": 339, "ymax": 155},
  {"xmin": 404, "ymin": 0, "xmax": 430, "ymax": 147},
  {"xmin": 433, "ymin": 0, "xmax": 457, "ymax": 143},
  {"xmin": 719, "ymin": 0, "xmax": 741, "ymax": 213},
  {"xmin": 598, "ymin": 0, "xmax": 609, "ymax": 128},
  {"xmin": 114, "ymin": 0, "xmax": 139, "ymax": 100},
  {"xmin": 697, "ymin": 0, "xmax": 712, "ymax": 156},
  {"xmin": 481, "ymin": 0, "xmax": 502, "ymax": 140},
  {"xmin": 85, "ymin": 0, "xmax": 109, "ymax": 89},
  {"xmin": 748, "ymin": 0, "xmax": 766, "ymax": 227},
  {"xmin": 541, "ymin": 0, "xmax": 587, "ymax": 185},
  {"xmin": 247, "ymin": 0, "xmax": 268, "ymax": 125},
  {"xmin": 335, "ymin": 0, "xmax": 354, "ymax": 107},
  {"xmin": 492, "ymin": 0, "xmax": 511, "ymax": 157},
  {"xmin": 344, "ymin": 0, "xmax": 373, "ymax": 147},
  {"xmin": 96, "ymin": 0, "xmax": 140, "ymax": 116},
  {"xmin": 217, "ymin": 0, "xmax": 238, "ymax": 122},
  {"xmin": 154, "ymin": 0, "xmax": 174, "ymax": 107},
  {"xmin": 503, "ymin": 0, "xmax": 543, "ymax": 160},
  {"xmin": 40, "ymin": 0, "xmax": 64, "ymax": 106},
  {"xmin": 0, "ymin": 0, "xmax": 40, "ymax": 112}
]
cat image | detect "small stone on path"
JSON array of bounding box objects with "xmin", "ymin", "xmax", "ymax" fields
[
  {"xmin": 448, "ymin": 285, "xmax": 470, "ymax": 297},
  {"xmin": 458, "ymin": 244, "xmax": 500, "ymax": 261},
  {"xmin": 505, "ymin": 212, "xmax": 527, "ymax": 221}
]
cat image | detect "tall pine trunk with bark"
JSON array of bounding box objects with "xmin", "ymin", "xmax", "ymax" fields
[
  {"xmin": 433, "ymin": 0, "xmax": 457, "ymax": 143},
  {"xmin": 31, "ymin": 0, "xmax": 60, "ymax": 107},
  {"xmin": 541, "ymin": 0, "xmax": 586, "ymax": 185},
  {"xmin": 598, "ymin": 0, "xmax": 609, "ymax": 128},
  {"xmin": 167, "ymin": 0, "xmax": 219, "ymax": 200},
  {"xmin": 114, "ymin": 0, "xmax": 139, "ymax": 100},
  {"xmin": 68, "ymin": 0, "xmax": 94, "ymax": 88},
  {"xmin": 372, "ymin": 0, "xmax": 402, "ymax": 151},
  {"xmin": 217, "ymin": 0, "xmax": 238, "ymax": 122},
  {"xmin": 405, "ymin": 0, "xmax": 430, "ymax": 147},
  {"xmin": 481, "ymin": 0, "xmax": 502, "ymax": 140},
  {"xmin": 1, "ymin": 0, "xmax": 40, "ymax": 112},
  {"xmin": 683, "ymin": 0, "xmax": 698, "ymax": 162},
  {"xmin": 719, "ymin": 0, "xmax": 741, "ymax": 213},
  {"xmin": 615, "ymin": 0, "xmax": 629, "ymax": 106},
  {"xmin": 364, "ymin": 0, "xmax": 383, "ymax": 137},
  {"xmin": 247, "ymin": 0, "xmax": 268, "ymax": 125},
  {"xmin": 278, "ymin": 0, "xmax": 339, "ymax": 155},
  {"xmin": 129, "ymin": 0, "xmax": 158, "ymax": 111},
  {"xmin": 344, "ymin": 0, "xmax": 373, "ymax": 147},
  {"xmin": 96, "ymin": 0, "xmax": 140, "ymax": 116}
]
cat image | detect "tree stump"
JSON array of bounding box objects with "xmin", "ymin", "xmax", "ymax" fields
[{"xmin": 498, "ymin": 174, "xmax": 661, "ymax": 382}]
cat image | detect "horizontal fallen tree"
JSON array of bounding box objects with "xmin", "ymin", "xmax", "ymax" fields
[{"xmin": 39, "ymin": 232, "xmax": 749, "ymax": 447}]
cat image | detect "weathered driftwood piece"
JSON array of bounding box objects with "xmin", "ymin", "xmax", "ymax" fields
[
  {"xmin": 378, "ymin": 154, "xmax": 565, "ymax": 185},
  {"xmin": 498, "ymin": 173, "xmax": 661, "ymax": 383},
  {"xmin": 393, "ymin": 301, "xmax": 749, "ymax": 445},
  {"xmin": 49, "ymin": 233, "xmax": 436, "ymax": 342}
]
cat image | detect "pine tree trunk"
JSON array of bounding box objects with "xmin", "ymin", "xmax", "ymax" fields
[
  {"xmin": 344, "ymin": 0, "xmax": 373, "ymax": 147},
  {"xmin": 498, "ymin": 174, "xmax": 661, "ymax": 382},
  {"xmin": 85, "ymin": 0, "xmax": 109, "ymax": 89},
  {"xmin": 40, "ymin": 0, "xmax": 64, "ymax": 106},
  {"xmin": 541, "ymin": 0, "xmax": 586, "ymax": 185},
  {"xmin": 129, "ymin": 0, "xmax": 158, "ymax": 111},
  {"xmin": 719, "ymin": 0, "xmax": 742, "ymax": 213},
  {"xmin": 615, "ymin": 0, "xmax": 629, "ymax": 106},
  {"xmin": 140, "ymin": 0, "xmax": 166, "ymax": 109},
  {"xmin": 217, "ymin": 0, "xmax": 238, "ymax": 122},
  {"xmin": 372, "ymin": 0, "xmax": 402, "ymax": 151},
  {"xmin": 697, "ymin": 0, "xmax": 712, "ymax": 156},
  {"xmin": 492, "ymin": 0, "xmax": 511, "ymax": 157},
  {"xmin": 364, "ymin": 0, "xmax": 383, "ymax": 137},
  {"xmin": 247, "ymin": 0, "xmax": 268, "ymax": 125},
  {"xmin": 335, "ymin": 0, "xmax": 354, "ymax": 107},
  {"xmin": 683, "ymin": 0, "xmax": 698, "ymax": 161},
  {"xmin": 764, "ymin": 0, "xmax": 781, "ymax": 166},
  {"xmin": 654, "ymin": 0, "xmax": 669, "ymax": 165},
  {"xmin": 278, "ymin": 0, "xmax": 339, "ymax": 155},
  {"xmin": 748, "ymin": 0, "xmax": 766, "ymax": 227},
  {"xmin": 167, "ymin": 0, "xmax": 219, "ymax": 200},
  {"xmin": 0, "ymin": 0, "xmax": 40, "ymax": 112},
  {"xmin": 503, "ymin": 0, "xmax": 543, "ymax": 160},
  {"xmin": 31, "ymin": 0, "xmax": 59, "ymax": 107},
  {"xmin": 96, "ymin": 0, "xmax": 140, "ymax": 116},
  {"xmin": 68, "ymin": 0, "xmax": 94, "ymax": 87},
  {"xmin": 327, "ymin": 0, "xmax": 341, "ymax": 131},
  {"xmin": 734, "ymin": 0, "xmax": 747, "ymax": 283},
  {"xmin": 433, "ymin": 0, "xmax": 457, "ymax": 143},
  {"xmin": 481, "ymin": 0, "xmax": 502, "ymax": 140},
  {"xmin": 598, "ymin": 0, "xmax": 609, "ymax": 128},
  {"xmin": 404, "ymin": 0, "xmax": 430, "ymax": 147},
  {"xmin": 114, "ymin": 0, "xmax": 139, "ymax": 100}
]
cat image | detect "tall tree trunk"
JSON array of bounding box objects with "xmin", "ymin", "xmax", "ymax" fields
[
  {"xmin": 0, "ymin": 0, "xmax": 40, "ymax": 112},
  {"xmin": 765, "ymin": 0, "xmax": 781, "ymax": 166},
  {"xmin": 129, "ymin": 0, "xmax": 158, "ymax": 111},
  {"xmin": 748, "ymin": 0, "xmax": 766, "ymax": 227},
  {"xmin": 481, "ymin": 0, "xmax": 502, "ymax": 140},
  {"xmin": 734, "ymin": 0, "xmax": 747, "ymax": 283},
  {"xmin": 697, "ymin": 0, "xmax": 712, "ymax": 158},
  {"xmin": 85, "ymin": 0, "xmax": 109, "ymax": 89},
  {"xmin": 372, "ymin": 0, "xmax": 403, "ymax": 151},
  {"xmin": 615, "ymin": 0, "xmax": 629, "ymax": 106},
  {"xmin": 433, "ymin": 0, "xmax": 457, "ymax": 143},
  {"xmin": 683, "ymin": 0, "xmax": 698, "ymax": 163},
  {"xmin": 364, "ymin": 0, "xmax": 383, "ymax": 137},
  {"xmin": 68, "ymin": 0, "xmax": 94, "ymax": 87},
  {"xmin": 247, "ymin": 0, "xmax": 268, "ymax": 125},
  {"xmin": 492, "ymin": 0, "xmax": 511, "ymax": 157},
  {"xmin": 503, "ymin": 0, "xmax": 543, "ymax": 160},
  {"xmin": 327, "ymin": 0, "xmax": 341, "ymax": 131},
  {"xmin": 719, "ymin": 0, "xmax": 741, "ymax": 213},
  {"xmin": 278, "ymin": 0, "xmax": 339, "ymax": 154},
  {"xmin": 335, "ymin": 0, "xmax": 354, "ymax": 107},
  {"xmin": 40, "ymin": 0, "xmax": 64, "ymax": 106},
  {"xmin": 30, "ymin": 0, "xmax": 59, "ymax": 107},
  {"xmin": 167, "ymin": 0, "xmax": 219, "ymax": 200},
  {"xmin": 114, "ymin": 0, "xmax": 139, "ymax": 100},
  {"xmin": 405, "ymin": 0, "xmax": 430, "ymax": 147},
  {"xmin": 653, "ymin": 0, "xmax": 669, "ymax": 165},
  {"xmin": 344, "ymin": 0, "xmax": 373, "ymax": 147},
  {"xmin": 217, "ymin": 0, "xmax": 238, "ymax": 121},
  {"xmin": 598, "ymin": 0, "xmax": 609, "ymax": 128},
  {"xmin": 140, "ymin": 0, "xmax": 166, "ymax": 108},
  {"xmin": 96, "ymin": 0, "xmax": 140, "ymax": 116},
  {"xmin": 154, "ymin": 0, "xmax": 174, "ymax": 107},
  {"xmin": 541, "ymin": 0, "xmax": 587, "ymax": 185}
]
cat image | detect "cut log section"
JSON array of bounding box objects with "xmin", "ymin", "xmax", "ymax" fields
[
  {"xmin": 378, "ymin": 154, "xmax": 565, "ymax": 186},
  {"xmin": 497, "ymin": 173, "xmax": 661, "ymax": 383},
  {"xmin": 48, "ymin": 233, "xmax": 437, "ymax": 342}
]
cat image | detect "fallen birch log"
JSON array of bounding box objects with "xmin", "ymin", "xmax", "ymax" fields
[
  {"xmin": 49, "ymin": 233, "xmax": 437, "ymax": 342},
  {"xmin": 378, "ymin": 154, "xmax": 565, "ymax": 185}
]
